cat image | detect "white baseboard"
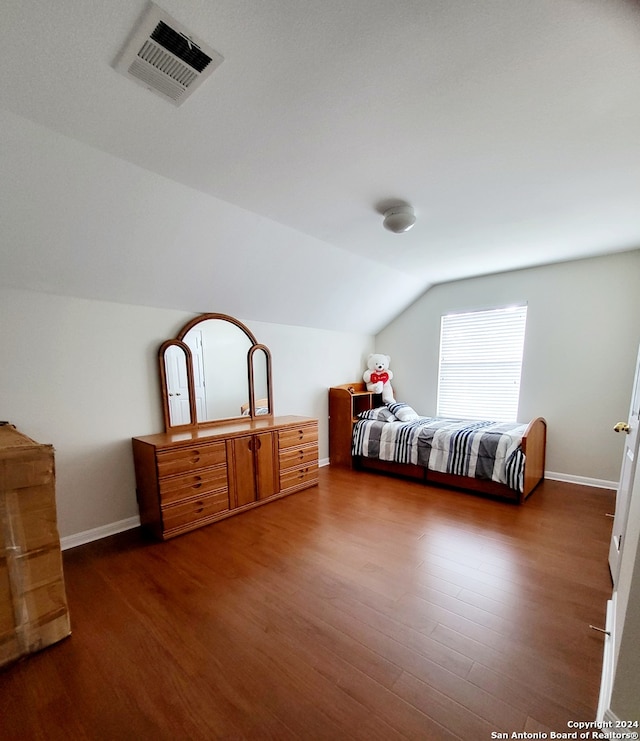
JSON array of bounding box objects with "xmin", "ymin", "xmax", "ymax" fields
[
  {"xmin": 596, "ymin": 596, "xmax": 616, "ymax": 725},
  {"xmin": 319, "ymin": 457, "xmax": 330, "ymax": 467},
  {"xmin": 601, "ymin": 708, "xmax": 622, "ymax": 736},
  {"xmin": 60, "ymin": 515, "xmax": 141, "ymax": 551},
  {"xmin": 545, "ymin": 471, "xmax": 618, "ymax": 491}
]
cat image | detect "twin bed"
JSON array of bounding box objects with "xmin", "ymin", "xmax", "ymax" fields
[{"xmin": 329, "ymin": 383, "xmax": 546, "ymax": 503}]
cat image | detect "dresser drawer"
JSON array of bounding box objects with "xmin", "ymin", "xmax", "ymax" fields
[
  {"xmin": 159, "ymin": 466, "xmax": 228, "ymax": 505},
  {"xmin": 279, "ymin": 444, "xmax": 318, "ymax": 470},
  {"xmin": 279, "ymin": 424, "xmax": 318, "ymax": 450},
  {"xmin": 280, "ymin": 463, "xmax": 318, "ymax": 492},
  {"xmin": 161, "ymin": 491, "xmax": 229, "ymax": 531},
  {"xmin": 157, "ymin": 442, "xmax": 226, "ymax": 477}
]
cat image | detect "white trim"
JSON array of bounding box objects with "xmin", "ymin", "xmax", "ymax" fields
[
  {"xmin": 60, "ymin": 516, "xmax": 141, "ymax": 551},
  {"xmin": 545, "ymin": 471, "xmax": 617, "ymax": 491},
  {"xmin": 602, "ymin": 708, "xmax": 621, "ymax": 731},
  {"xmin": 596, "ymin": 596, "xmax": 616, "ymax": 725},
  {"xmin": 319, "ymin": 457, "xmax": 330, "ymax": 467}
]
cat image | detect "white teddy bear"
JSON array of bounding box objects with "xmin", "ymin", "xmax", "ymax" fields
[{"xmin": 363, "ymin": 353, "xmax": 395, "ymax": 404}]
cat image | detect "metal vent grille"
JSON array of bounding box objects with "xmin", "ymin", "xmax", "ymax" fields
[
  {"xmin": 113, "ymin": 3, "xmax": 223, "ymax": 106},
  {"xmin": 150, "ymin": 21, "xmax": 212, "ymax": 73}
]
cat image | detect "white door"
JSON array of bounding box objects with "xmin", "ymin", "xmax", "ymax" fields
[
  {"xmin": 184, "ymin": 329, "xmax": 207, "ymax": 421},
  {"xmin": 164, "ymin": 345, "xmax": 191, "ymax": 426},
  {"xmin": 609, "ymin": 345, "xmax": 640, "ymax": 585}
]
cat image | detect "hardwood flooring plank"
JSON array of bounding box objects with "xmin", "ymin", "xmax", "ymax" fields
[
  {"xmin": 328, "ymin": 593, "xmax": 474, "ymax": 677},
  {"xmin": 0, "ymin": 467, "xmax": 614, "ymax": 740},
  {"xmin": 222, "ymin": 573, "xmax": 458, "ymax": 740},
  {"xmin": 63, "ymin": 563, "xmax": 266, "ymax": 739},
  {"xmin": 430, "ymin": 621, "xmax": 600, "ymax": 714},
  {"xmin": 392, "ymin": 669, "xmax": 503, "ymax": 739},
  {"xmin": 101, "ymin": 533, "xmax": 408, "ymax": 739},
  {"xmin": 467, "ymin": 661, "xmax": 595, "ymax": 730},
  {"xmin": 94, "ymin": 552, "xmax": 372, "ymax": 739}
]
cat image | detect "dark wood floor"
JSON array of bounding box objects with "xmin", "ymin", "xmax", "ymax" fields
[{"xmin": 0, "ymin": 466, "xmax": 614, "ymax": 740}]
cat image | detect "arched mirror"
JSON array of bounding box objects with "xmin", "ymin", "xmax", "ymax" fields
[
  {"xmin": 159, "ymin": 313, "xmax": 273, "ymax": 431},
  {"xmin": 250, "ymin": 346, "xmax": 270, "ymax": 415},
  {"xmin": 160, "ymin": 342, "xmax": 193, "ymax": 427}
]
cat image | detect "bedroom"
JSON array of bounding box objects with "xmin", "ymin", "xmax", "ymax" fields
[{"xmin": 1, "ymin": 0, "xmax": 640, "ymax": 737}]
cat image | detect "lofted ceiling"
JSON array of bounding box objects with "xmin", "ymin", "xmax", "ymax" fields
[{"xmin": 1, "ymin": 0, "xmax": 640, "ymax": 334}]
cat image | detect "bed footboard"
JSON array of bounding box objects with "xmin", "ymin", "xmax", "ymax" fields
[{"xmin": 521, "ymin": 416, "xmax": 547, "ymax": 501}]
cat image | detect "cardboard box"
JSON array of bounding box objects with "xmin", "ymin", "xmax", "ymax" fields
[{"xmin": 0, "ymin": 425, "xmax": 70, "ymax": 667}]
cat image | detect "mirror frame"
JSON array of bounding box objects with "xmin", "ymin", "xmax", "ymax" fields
[{"xmin": 159, "ymin": 313, "xmax": 273, "ymax": 431}]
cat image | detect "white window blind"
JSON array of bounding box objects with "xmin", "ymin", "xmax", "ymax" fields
[{"xmin": 437, "ymin": 305, "xmax": 527, "ymax": 422}]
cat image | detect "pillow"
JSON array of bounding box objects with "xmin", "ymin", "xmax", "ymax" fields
[
  {"xmin": 387, "ymin": 402, "xmax": 420, "ymax": 422},
  {"xmin": 358, "ymin": 407, "xmax": 398, "ymax": 422},
  {"xmin": 241, "ymin": 406, "xmax": 269, "ymax": 416}
]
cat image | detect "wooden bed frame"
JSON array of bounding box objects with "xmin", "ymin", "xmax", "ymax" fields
[{"xmin": 328, "ymin": 383, "xmax": 547, "ymax": 503}]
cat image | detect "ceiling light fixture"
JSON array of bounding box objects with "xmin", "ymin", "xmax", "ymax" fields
[{"xmin": 382, "ymin": 205, "xmax": 416, "ymax": 233}]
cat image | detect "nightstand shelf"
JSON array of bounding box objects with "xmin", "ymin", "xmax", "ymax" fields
[{"xmin": 328, "ymin": 383, "xmax": 382, "ymax": 467}]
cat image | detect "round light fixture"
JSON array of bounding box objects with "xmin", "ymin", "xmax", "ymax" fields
[{"xmin": 382, "ymin": 205, "xmax": 416, "ymax": 233}]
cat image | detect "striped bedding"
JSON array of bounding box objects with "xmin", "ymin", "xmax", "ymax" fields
[{"xmin": 352, "ymin": 416, "xmax": 527, "ymax": 493}]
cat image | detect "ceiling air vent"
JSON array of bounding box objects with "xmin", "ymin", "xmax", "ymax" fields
[{"xmin": 113, "ymin": 2, "xmax": 223, "ymax": 106}]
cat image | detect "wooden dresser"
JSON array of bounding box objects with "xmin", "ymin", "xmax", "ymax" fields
[{"xmin": 132, "ymin": 416, "xmax": 319, "ymax": 540}]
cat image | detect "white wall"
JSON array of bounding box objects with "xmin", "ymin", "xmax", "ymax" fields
[
  {"xmin": 377, "ymin": 250, "xmax": 640, "ymax": 484},
  {"xmin": 0, "ymin": 108, "xmax": 424, "ymax": 335},
  {"xmin": 0, "ymin": 287, "xmax": 372, "ymax": 541}
]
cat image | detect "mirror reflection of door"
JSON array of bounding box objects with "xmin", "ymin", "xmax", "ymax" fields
[
  {"xmin": 164, "ymin": 345, "xmax": 192, "ymax": 426},
  {"xmin": 252, "ymin": 348, "xmax": 269, "ymax": 414},
  {"xmin": 187, "ymin": 321, "xmax": 252, "ymax": 420},
  {"xmin": 184, "ymin": 329, "xmax": 207, "ymax": 422}
]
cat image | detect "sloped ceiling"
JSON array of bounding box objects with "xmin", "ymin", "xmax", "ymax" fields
[{"xmin": 1, "ymin": 0, "xmax": 639, "ymax": 334}]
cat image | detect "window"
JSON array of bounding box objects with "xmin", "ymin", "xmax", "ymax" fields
[{"xmin": 437, "ymin": 304, "xmax": 527, "ymax": 422}]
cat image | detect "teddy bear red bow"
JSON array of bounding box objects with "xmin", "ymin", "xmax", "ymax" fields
[{"xmin": 369, "ymin": 371, "xmax": 389, "ymax": 384}]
